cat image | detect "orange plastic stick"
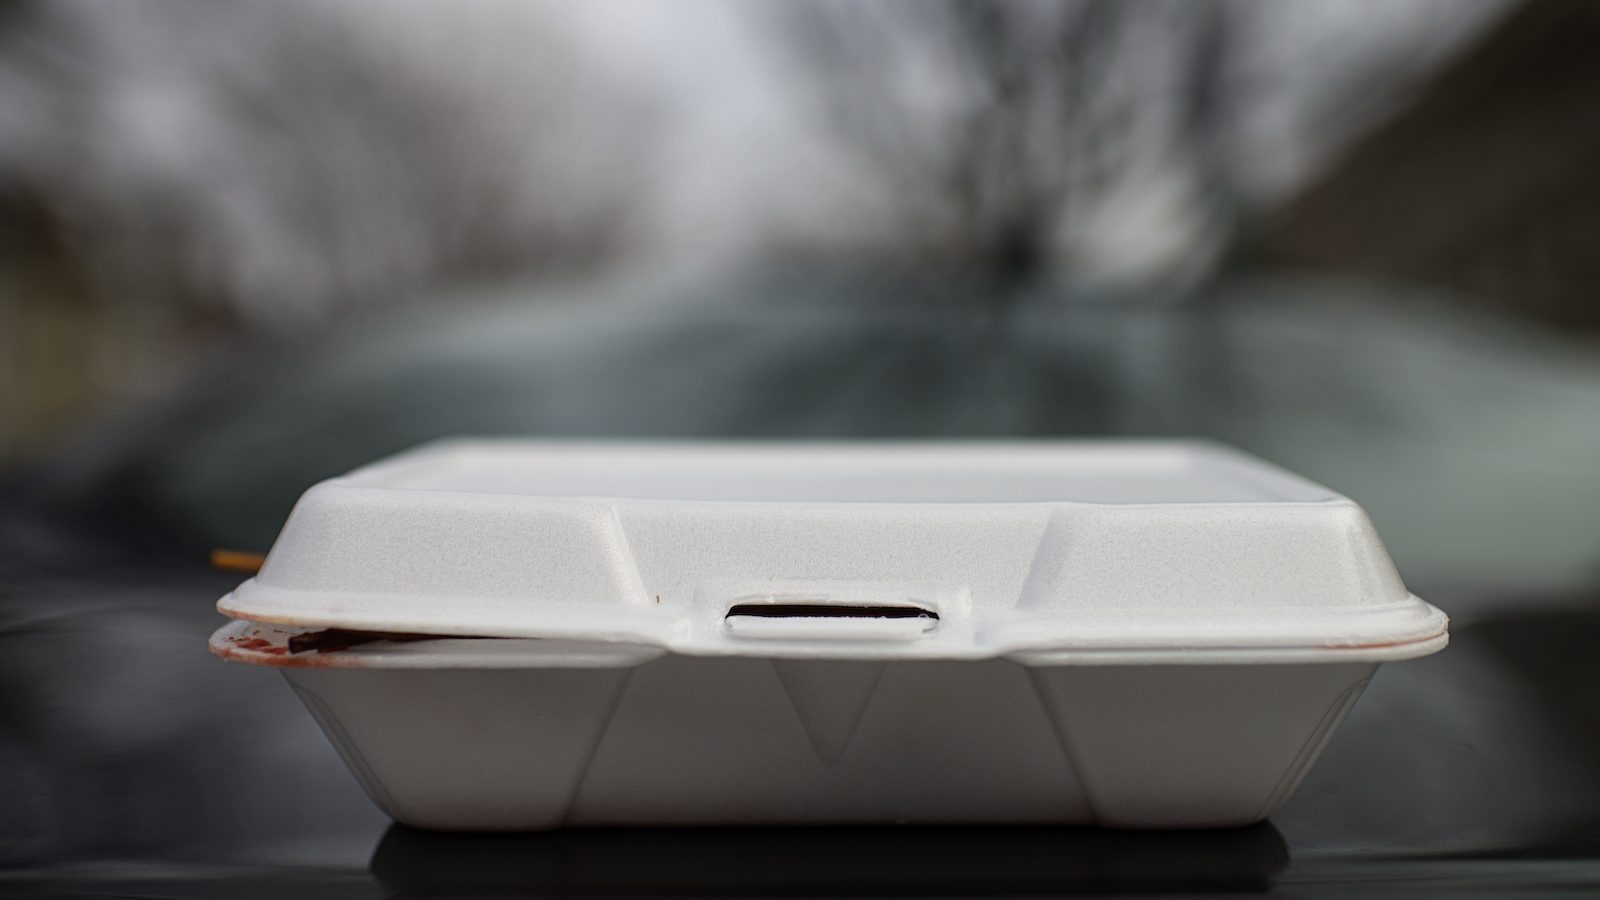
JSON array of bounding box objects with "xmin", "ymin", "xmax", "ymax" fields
[{"xmin": 210, "ymin": 548, "xmax": 266, "ymax": 574}]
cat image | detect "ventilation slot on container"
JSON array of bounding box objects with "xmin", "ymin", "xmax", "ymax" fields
[{"xmin": 723, "ymin": 602, "xmax": 938, "ymax": 641}]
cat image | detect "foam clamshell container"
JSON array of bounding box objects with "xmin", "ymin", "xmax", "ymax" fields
[{"xmin": 210, "ymin": 440, "xmax": 1447, "ymax": 830}]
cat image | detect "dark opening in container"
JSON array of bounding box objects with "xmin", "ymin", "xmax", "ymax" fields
[{"xmin": 725, "ymin": 603, "xmax": 939, "ymax": 621}]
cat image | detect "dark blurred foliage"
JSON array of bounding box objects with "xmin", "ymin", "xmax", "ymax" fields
[
  {"xmin": 769, "ymin": 0, "xmax": 1233, "ymax": 283},
  {"xmin": 1264, "ymin": 0, "xmax": 1600, "ymax": 329}
]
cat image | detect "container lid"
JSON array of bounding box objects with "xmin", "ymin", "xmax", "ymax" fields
[{"xmin": 217, "ymin": 440, "xmax": 1447, "ymax": 664}]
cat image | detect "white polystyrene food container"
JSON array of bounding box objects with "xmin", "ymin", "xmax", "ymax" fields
[{"xmin": 210, "ymin": 440, "xmax": 1447, "ymax": 830}]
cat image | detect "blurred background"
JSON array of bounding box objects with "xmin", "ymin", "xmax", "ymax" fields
[{"xmin": 2, "ymin": 0, "xmax": 1599, "ymax": 894}]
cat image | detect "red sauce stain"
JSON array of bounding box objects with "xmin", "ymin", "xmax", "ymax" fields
[
  {"xmin": 227, "ymin": 636, "xmax": 289, "ymax": 656},
  {"xmin": 220, "ymin": 631, "xmax": 364, "ymax": 666}
]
